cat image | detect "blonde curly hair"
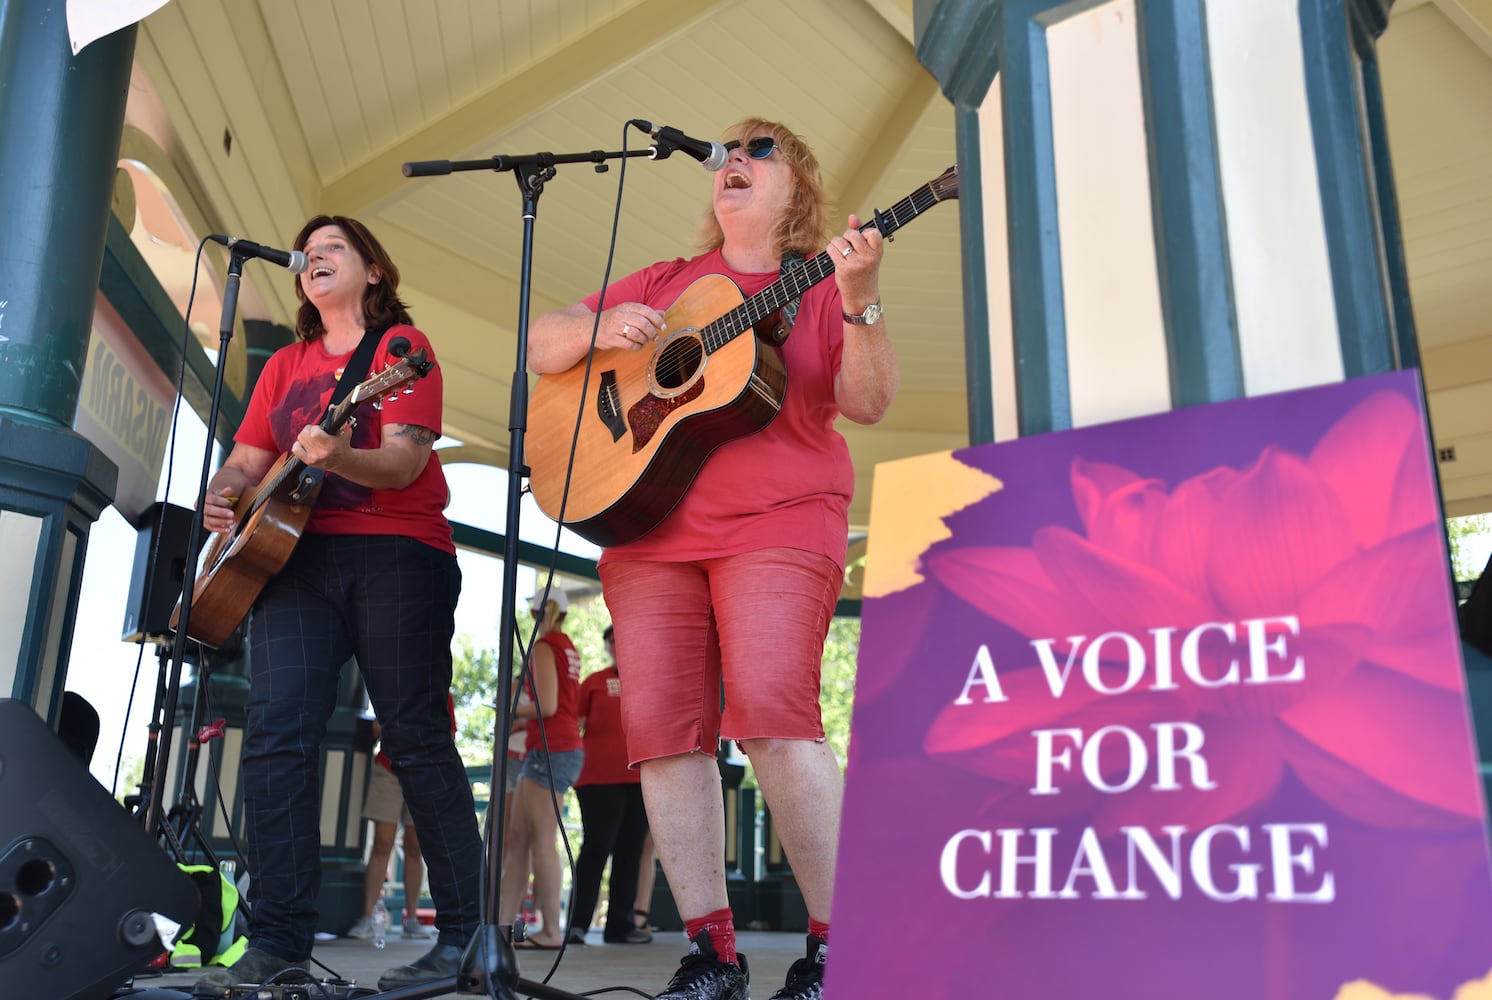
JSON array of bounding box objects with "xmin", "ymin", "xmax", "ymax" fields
[{"xmin": 695, "ymin": 117, "xmax": 833, "ymax": 260}]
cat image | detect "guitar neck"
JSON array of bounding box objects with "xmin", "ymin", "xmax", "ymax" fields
[
  {"xmin": 699, "ymin": 175, "xmax": 951, "ymax": 351},
  {"xmin": 239, "ymin": 392, "xmax": 354, "ymax": 521}
]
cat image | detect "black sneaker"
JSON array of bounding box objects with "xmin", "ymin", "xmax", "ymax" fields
[
  {"xmin": 376, "ymin": 942, "xmax": 463, "ymax": 990},
  {"xmin": 602, "ymin": 925, "xmax": 653, "ymax": 944},
  {"xmin": 191, "ymin": 946, "xmax": 309, "ymax": 998},
  {"xmin": 654, "ymin": 929, "xmax": 749, "ymax": 1000},
  {"xmin": 768, "ymin": 934, "xmax": 826, "ymax": 1000}
]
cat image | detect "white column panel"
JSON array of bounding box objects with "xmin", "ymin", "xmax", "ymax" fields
[
  {"xmin": 1206, "ymin": 0, "xmax": 1344, "ymax": 393},
  {"xmin": 345, "ymin": 750, "xmax": 369, "ymax": 848},
  {"xmin": 1048, "ymin": 0, "xmax": 1171, "ymax": 428},
  {"xmin": 0, "ymin": 511, "xmax": 44, "ymax": 699},
  {"xmin": 321, "ymin": 748, "xmax": 345, "ymax": 848},
  {"xmin": 213, "ymin": 725, "xmax": 244, "ymax": 839},
  {"xmin": 978, "ymin": 80, "xmax": 1020, "ymax": 442}
]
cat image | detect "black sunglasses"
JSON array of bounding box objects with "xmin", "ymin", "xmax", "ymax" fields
[{"xmin": 724, "ymin": 136, "xmax": 777, "ymax": 159}]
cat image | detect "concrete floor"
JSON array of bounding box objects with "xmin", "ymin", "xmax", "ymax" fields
[{"xmin": 132, "ymin": 927, "xmax": 813, "ymax": 998}]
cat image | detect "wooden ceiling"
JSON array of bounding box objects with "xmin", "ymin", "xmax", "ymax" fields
[
  {"xmin": 129, "ymin": 0, "xmax": 964, "ymax": 542},
  {"xmin": 123, "ymin": 0, "xmax": 1492, "ymax": 547}
]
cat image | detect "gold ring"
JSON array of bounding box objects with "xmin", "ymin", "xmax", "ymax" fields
[{"xmin": 623, "ymin": 324, "xmax": 632, "ymax": 336}]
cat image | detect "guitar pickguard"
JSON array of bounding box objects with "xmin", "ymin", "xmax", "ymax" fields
[{"xmin": 628, "ymin": 380, "xmax": 705, "ymax": 452}]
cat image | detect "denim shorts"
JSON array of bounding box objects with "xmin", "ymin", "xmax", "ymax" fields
[{"xmin": 519, "ymin": 747, "xmax": 584, "ymax": 793}]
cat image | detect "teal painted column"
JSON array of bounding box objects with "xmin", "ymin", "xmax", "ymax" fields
[
  {"xmin": 0, "ymin": 3, "xmax": 133, "ymax": 709},
  {"xmin": 916, "ymin": 0, "xmax": 1403, "ymax": 432}
]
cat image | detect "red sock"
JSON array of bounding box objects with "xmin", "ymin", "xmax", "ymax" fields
[
  {"xmin": 808, "ymin": 918, "xmax": 830, "ymax": 944},
  {"xmin": 684, "ymin": 908, "xmax": 737, "ymax": 966}
]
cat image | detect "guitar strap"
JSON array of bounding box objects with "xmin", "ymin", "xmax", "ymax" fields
[
  {"xmin": 326, "ymin": 325, "xmax": 389, "ymax": 420},
  {"xmin": 288, "ymin": 326, "xmax": 389, "ymax": 504},
  {"xmin": 763, "ymin": 251, "xmax": 806, "ymax": 347}
]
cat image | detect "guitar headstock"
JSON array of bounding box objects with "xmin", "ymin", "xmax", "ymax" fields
[
  {"xmin": 348, "ymin": 347, "xmax": 430, "ymax": 407},
  {"xmin": 929, "ymin": 165, "xmax": 959, "ymax": 202}
]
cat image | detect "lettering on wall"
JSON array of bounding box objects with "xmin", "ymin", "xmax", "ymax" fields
[{"xmin": 78, "ymin": 336, "xmax": 169, "ymax": 475}]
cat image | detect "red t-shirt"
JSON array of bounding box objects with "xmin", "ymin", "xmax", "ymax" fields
[
  {"xmin": 235, "ymin": 324, "xmax": 454, "ymax": 554},
  {"xmin": 574, "ymin": 667, "xmax": 637, "ymax": 786},
  {"xmin": 582, "ymin": 249, "xmax": 853, "ymax": 570},
  {"xmin": 524, "ymin": 631, "xmax": 582, "ymax": 753}
]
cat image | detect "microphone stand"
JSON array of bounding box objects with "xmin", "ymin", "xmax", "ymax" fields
[
  {"xmin": 391, "ymin": 144, "xmax": 653, "ymax": 1000},
  {"xmin": 146, "ymin": 250, "xmax": 249, "ymax": 855}
]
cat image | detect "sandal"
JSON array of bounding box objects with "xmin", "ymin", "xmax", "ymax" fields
[{"xmin": 633, "ymin": 908, "xmax": 656, "ymax": 932}]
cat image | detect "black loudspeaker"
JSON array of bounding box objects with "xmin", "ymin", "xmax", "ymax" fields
[
  {"xmin": 0, "ymin": 699, "xmax": 199, "ymax": 1000},
  {"xmin": 122, "ymin": 502, "xmax": 202, "ymax": 644}
]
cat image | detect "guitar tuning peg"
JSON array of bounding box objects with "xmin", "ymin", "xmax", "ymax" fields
[
  {"xmin": 372, "ymin": 399, "xmax": 383, "ymax": 411},
  {"xmin": 401, "ymin": 386, "xmax": 415, "ymax": 395}
]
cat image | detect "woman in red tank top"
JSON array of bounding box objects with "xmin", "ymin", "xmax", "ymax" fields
[{"xmin": 499, "ymin": 589, "xmax": 584, "ymax": 950}]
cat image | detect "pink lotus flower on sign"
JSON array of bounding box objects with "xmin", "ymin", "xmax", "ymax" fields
[{"xmin": 921, "ymin": 389, "xmax": 1482, "ymax": 833}]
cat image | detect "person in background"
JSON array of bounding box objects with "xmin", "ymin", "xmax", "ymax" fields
[
  {"xmin": 632, "ymin": 833, "xmax": 660, "ymax": 933},
  {"xmin": 565, "ymin": 624, "xmax": 652, "ymax": 946},
  {"xmin": 500, "ymin": 590, "xmax": 584, "ymax": 951},
  {"xmin": 192, "ymin": 215, "xmax": 482, "ymax": 996},
  {"xmin": 527, "ymin": 117, "xmax": 897, "ymax": 1000},
  {"xmin": 346, "ymin": 701, "xmax": 456, "ymax": 943}
]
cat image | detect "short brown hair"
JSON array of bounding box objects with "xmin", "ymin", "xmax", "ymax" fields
[
  {"xmin": 290, "ymin": 215, "xmax": 413, "ymax": 341},
  {"xmin": 695, "ymin": 118, "xmax": 832, "ymax": 260}
]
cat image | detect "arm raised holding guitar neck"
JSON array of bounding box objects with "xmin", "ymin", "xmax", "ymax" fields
[
  {"xmin": 199, "ymin": 420, "xmax": 437, "ymax": 535},
  {"xmin": 290, "ymin": 420, "xmax": 437, "ymax": 490},
  {"xmin": 830, "ymin": 211, "xmax": 899, "ymax": 426}
]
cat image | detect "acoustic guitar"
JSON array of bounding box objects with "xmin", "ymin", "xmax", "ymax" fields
[
  {"xmin": 172, "ymin": 349, "xmax": 432, "ymax": 647},
  {"xmin": 527, "ymin": 165, "xmax": 959, "ymax": 547}
]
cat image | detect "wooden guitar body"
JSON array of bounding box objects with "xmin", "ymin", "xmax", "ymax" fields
[
  {"xmin": 174, "ymin": 458, "xmax": 320, "ymax": 648},
  {"xmin": 528, "ymin": 273, "xmax": 787, "ymax": 546},
  {"xmin": 526, "ymin": 166, "xmax": 959, "ymax": 548},
  {"xmin": 171, "ymin": 348, "xmax": 432, "ymax": 648}
]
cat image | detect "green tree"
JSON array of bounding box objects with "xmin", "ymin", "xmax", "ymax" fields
[
  {"xmin": 819, "ymin": 616, "xmax": 861, "ymax": 767},
  {"xmin": 1448, "ymin": 514, "xmax": 1491, "ymax": 582},
  {"xmin": 450, "ymin": 592, "xmax": 616, "ymax": 765}
]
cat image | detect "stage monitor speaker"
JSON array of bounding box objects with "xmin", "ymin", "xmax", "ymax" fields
[
  {"xmin": 0, "ymin": 699, "xmax": 200, "ymax": 1000},
  {"xmin": 122, "ymin": 502, "xmax": 202, "ymax": 644}
]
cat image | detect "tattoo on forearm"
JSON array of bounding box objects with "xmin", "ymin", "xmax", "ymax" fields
[{"xmin": 392, "ymin": 424, "xmax": 437, "ymax": 445}]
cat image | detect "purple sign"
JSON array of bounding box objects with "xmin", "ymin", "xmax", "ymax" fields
[{"xmin": 833, "ymin": 371, "xmax": 1492, "ymax": 999}]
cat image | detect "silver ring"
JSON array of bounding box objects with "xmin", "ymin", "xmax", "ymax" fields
[
  {"xmin": 623, "ymin": 323, "xmax": 632, "ymax": 336},
  {"xmin": 840, "ymin": 245, "xmax": 853, "ymax": 258}
]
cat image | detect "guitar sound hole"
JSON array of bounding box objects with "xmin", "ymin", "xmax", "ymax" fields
[{"xmin": 654, "ymin": 336, "xmax": 704, "ymax": 391}]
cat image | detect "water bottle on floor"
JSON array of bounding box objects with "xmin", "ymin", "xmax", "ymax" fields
[{"xmin": 372, "ymin": 894, "xmax": 389, "ymax": 949}]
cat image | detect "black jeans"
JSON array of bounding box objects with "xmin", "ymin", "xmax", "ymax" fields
[
  {"xmin": 240, "ymin": 534, "xmax": 481, "ymax": 960},
  {"xmin": 569, "ymin": 783, "xmax": 650, "ymax": 938}
]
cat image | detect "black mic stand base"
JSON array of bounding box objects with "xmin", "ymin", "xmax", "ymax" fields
[
  {"xmin": 455, "ymin": 924, "xmax": 513, "ymax": 998},
  {"xmin": 366, "ymin": 924, "xmax": 589, "ymax": 1000}
]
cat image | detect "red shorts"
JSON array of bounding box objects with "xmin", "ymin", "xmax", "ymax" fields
[{"xmin": 599, "ymin": 547, "xmax": 842, "ymax": 764}]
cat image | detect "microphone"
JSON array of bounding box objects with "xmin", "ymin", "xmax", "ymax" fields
[
  {"xmin": 208, "ymin": 235, "xmax": 309, "ymax": 274},
  {"xmin": 630, "ymin": 119, "xmax": 728, "ymax": 172}
]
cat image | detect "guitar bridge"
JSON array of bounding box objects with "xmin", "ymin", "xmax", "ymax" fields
[{"xmin": 597, "ymin": 370, "xmax": 625, "ymax": 443}]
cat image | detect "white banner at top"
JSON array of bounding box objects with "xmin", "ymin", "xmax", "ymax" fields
[{"xmin": 66, "ymin": 0, "xmax": 171, "ymax": 56}]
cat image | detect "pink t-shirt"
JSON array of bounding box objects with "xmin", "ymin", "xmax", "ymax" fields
[
  {"xmin": 583, "ymin": 250, "xmax": 853, "ymax": 570},
  {"xmin": 235, "ymin": 324, "xmax": 455, "ymax": 554}
]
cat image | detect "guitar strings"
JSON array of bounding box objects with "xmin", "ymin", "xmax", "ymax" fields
[{"xmin": 696, "ymin": 175, "xmax": 948, "ymax": 351}]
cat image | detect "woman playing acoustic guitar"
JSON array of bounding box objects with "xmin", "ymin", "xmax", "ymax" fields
[
  {"xmin": 527, "ymin": 118, "xmax": 900, "ymax": 1000},
  {"xmin": 193, "ymin": 216, "xmax": 482, "ymax": 996}
]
